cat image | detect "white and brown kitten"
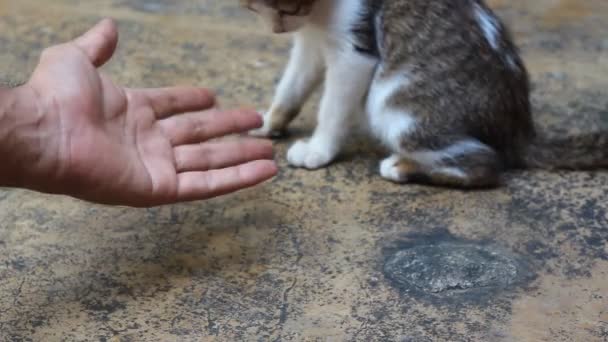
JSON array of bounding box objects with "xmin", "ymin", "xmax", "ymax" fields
[{"xmin": 241, "ymin": 0, "xmax": 608, "ymax": 188}]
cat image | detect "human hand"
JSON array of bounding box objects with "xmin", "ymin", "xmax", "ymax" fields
[{"xmin": 7, "ymin": 19, "xmax": 277, "ymax": 207}]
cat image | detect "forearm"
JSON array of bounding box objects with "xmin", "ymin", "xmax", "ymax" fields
[{"xmin": 0, "ymin": 86, "xmax": 49, "ymax": 188}]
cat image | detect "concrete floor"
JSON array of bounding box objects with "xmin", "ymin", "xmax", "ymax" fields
[{"xmin": 1, "ymin": 0, "xmax": 607, "ymax": 341}]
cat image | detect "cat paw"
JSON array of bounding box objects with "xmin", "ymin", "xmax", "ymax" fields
[
  {"xmin": 248, "ymin": 111, "xmax": 286, "ymax": 138},
  {"xmin": 287, "ymin": 139, "xmax": 336, "ymax": 169},
  {"xmin": 249, "ymin": 112, "xmax": 274, "ymax": 137},
  {"xmin": 380, "ymin": 156, "xmax": 408, "ymax": 183},
  {"xmin": 249, "ymin": 125, "xmax": 276, "ymax": 138}
]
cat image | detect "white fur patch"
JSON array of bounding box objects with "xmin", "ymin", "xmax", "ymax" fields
[
  {"xmin": 472, "ymin": 4, "xmax": 522, "ymax": 72},
  {"xmin": 443, "ymin": 140, "xmax": 491, "ymax": 159},
  {"xmin": 473, "ymin": 3, "xmax": 500, "ymax": 50},
  {"xmin": 373, "ymin": 11, "xmax": 384, "ymax": 52},
  {"xmin": 366, "ymin": 71, "xmax": 416, "ymax": 151},
  {"xmin": 367, "ymin": 70, "xmax": 409, "ymax": 115},
  {"xmin": 434, "ymin": 167, "xmax": 468, "ymax": 179},
  {"xmin": 413, "ymin": 140, "xmax": 490, "ymax": 166}
]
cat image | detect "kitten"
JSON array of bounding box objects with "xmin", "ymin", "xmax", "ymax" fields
[{"xmin": 241, "ymin": 0, "xmax": 608, "ymax": 188}]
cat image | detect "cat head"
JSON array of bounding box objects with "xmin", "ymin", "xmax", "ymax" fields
[{"xmin": 240, "ymin": 0, "xmax": 317, "ymax": 33}]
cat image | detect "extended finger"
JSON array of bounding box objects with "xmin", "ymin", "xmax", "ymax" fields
[
  {"xmin": 174, "ymin": 138, "xmax": 274, "ymax": 172},
  {"xmin": 159, "ymin": 108, "xmax": 263, "ymax": 146},
  {"xmin": 176, "ymin": 160, "xmax": 278, "ymax": 201}
]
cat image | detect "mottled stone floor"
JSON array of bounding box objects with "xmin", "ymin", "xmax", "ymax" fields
[{"xmin": 1, "ymin": 0, "xmax": 607, "ymax": 341}]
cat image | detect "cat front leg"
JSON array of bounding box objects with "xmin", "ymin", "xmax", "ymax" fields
[
  {"xmin": 251, "ymin": 30, "xmax": 324, "ymax": 138},
  {"xmin": 287, "ymin": 52, "xmax": 376, "ymax": 169}
]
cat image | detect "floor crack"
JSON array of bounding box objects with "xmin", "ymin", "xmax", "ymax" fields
[{"xmin": 273, "ymin": 277, "xmax": 298, "ymax": 342}]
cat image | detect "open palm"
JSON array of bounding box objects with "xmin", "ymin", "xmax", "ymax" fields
[{"xmin": 22, "ymin": 19, "xmax": 277, "ymax": 206}]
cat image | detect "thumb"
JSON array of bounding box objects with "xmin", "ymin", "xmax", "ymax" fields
[{"xmin": 73, "ymin": 18, "xmax": 118, "ymax": 68}]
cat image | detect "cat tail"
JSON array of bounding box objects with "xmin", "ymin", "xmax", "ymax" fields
[{"xmin": 520, "ymin": 131, "xmax": 608, "ymax": 170}]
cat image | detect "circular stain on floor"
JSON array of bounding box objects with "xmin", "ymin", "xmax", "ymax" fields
[{"xmin": 384, "ymin": 242, "xmax": 524, "ymax": 295}]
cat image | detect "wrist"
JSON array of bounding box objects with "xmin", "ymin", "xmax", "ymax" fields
[{"xmin": 0, "ymin": 85, "xmax": 53, "ymax": 189}]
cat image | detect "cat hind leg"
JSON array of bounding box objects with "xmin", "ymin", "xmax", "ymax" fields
[{"xmin": 380, "ymin": 140, "xmax": 502, "ymax": 188}]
